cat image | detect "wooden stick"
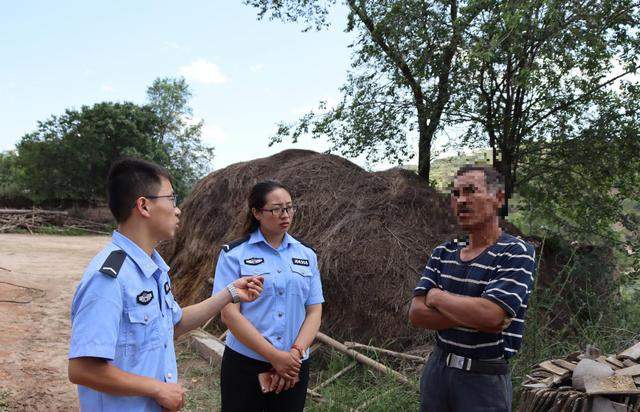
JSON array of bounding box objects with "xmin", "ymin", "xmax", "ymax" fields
[
  {"xmin": 313, "ymin": 361, "xmax": 357, "ymax": 391},
  {"xmin": 315, "ymin": 332, "xmax": 414, "ymax": 387},
  {"xmin": 344, "ymin": 341, "xmax": 426, "ymax": 362},
  {"xmin": 0, "ymin": 209, "xmax": 68, "ymax": 215},
  {"xmin": 354, "ymin": 387, "xmax": 395, "ymax": 411},
  {"xmin": 219, "ymin": 330, "xmax": 228, "ymax": 340}
]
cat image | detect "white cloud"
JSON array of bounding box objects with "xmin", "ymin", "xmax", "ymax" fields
[
  {"xmin": 250, "ymin": 63, "xmax": 265, "ymax": 73},
  {"xmin": 290, "ymin": 95, "xmax": 339, "ymax": 116},
  {"xmin": 201, "ymin": 123, "xmax": 228, "ymax": 144},
  {"xmin": 102, "ymin": 85, "xmax": 114, "ymax": 92},
  {"xmin": 178, "ymin": 58, "xmax": 228, "ymax": 85},
  {"xmin": 163, "ymin": 41, "xmax": 180, "ymax": 50}
]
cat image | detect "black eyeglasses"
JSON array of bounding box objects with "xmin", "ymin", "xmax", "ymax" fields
[
  {"xmin": 260, "ymin": 206, "xmax": 297, "ymax": 216},
  {"xmin": 142, "ymin": 194, "xmax": 180, "ymax": 207}
]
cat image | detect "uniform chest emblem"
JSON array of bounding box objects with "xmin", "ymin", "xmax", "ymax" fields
[
  {"xmin": 136, "ymin": 290, "xmax": 154, "ymax": 305},
  {"xmin": 164, "ymin": 281, "xmax": 171, "ymax": 294},
  {"xmin": 244, "ymin": 257, "xmax": 264, "ymax": 265},
  {"xmin": 292, "ymin": 258, "xmax": 309, "ymax": 266}
]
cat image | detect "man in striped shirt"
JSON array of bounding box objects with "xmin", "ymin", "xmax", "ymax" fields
[{"xmin": 409, "ymin": 164, "xmax": 536, "ymax": 412}]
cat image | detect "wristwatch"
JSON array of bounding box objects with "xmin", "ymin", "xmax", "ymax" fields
[{"xmin": 226, "ymin": 283, "xmax": 240, "ymax": 304}]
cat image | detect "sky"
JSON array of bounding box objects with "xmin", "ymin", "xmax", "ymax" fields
[{"xmin": 0, "ymin": 1, "xmax": 422, "ymax": 171}]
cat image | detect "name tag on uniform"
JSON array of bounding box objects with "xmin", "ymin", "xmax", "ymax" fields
[
  {"xmin": 292, "ymin": 258, "xmax": 309, "ymax": 266},
  {"xmin": 244, "ymin": 257, "xmax": 264, "ymax": 265}
]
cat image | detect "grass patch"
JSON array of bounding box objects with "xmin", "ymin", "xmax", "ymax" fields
[
  {"xmin": 175, "ymin": 340, "xmax": 219, "ymax": 411},
  {"xmin": 0, "ymin": 389, "xmax": 11, "ymax": 412}
]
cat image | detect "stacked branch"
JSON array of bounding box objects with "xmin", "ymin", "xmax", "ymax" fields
[
  {"xmin": 0, "ymin": 209, "xmax": 110, "ymax": 234},
  {"xmin": 520, "ymin": 342, "xmax": 640, "ymax": 411}
]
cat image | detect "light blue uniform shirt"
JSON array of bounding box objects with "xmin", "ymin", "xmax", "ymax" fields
[
  {"xmin": 212, "ymin": 229, "xmax": 324, "ymax": 361},
  {"xmin": 69, "ymin": 231, "xmax": 183, "ymax": 411}
]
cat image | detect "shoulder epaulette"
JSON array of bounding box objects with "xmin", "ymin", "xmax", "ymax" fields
[
  {"xmin": 298, "ymin": 239, "xmax": 317, "ymax": 254},
  {"xmin": 99, "ymin": 250, "xmax": 126, "ymax": 278},
  {"xmin": 222, "ymin": 236, "xmax": 250, "ymax": 253}
]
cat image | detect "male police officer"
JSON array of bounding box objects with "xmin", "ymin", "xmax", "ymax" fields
[
  {"xmin": 409, "ymin": 165, "xmax": 536, "ymax": 411},
  {"xmin": 68, "ymin": 158, "xmax": 263, "ymax": 411}
]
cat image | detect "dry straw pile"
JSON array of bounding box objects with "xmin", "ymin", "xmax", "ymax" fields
[{"xmin": 160, "ymin": 149, "xmax": 459, "ymax": 345}]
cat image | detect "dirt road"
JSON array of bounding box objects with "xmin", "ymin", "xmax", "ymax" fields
[{"xmin": 0, "ymin": 234, "xmax": 110, "ymax": 411}]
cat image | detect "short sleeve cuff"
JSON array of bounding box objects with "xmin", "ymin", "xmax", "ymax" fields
[
  {"xmin": 305, "ymin": 296, "xmax": 324, "ymax": 306},
  {"xmin": 172, "ymin": 305, "xmax": 184, "ymax": 326},
  {"xmin": 481, "ymin": 293, "xmax": 517, "ymax": 317},
  {"xmin": 413, "ymin": 285, "xmax": 434, "ymax": 297},
  {"xmin": 68, "ymin": 344, "xmax": 116, "ymax": 361}
]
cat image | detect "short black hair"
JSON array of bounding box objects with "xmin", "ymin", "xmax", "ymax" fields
[
  {"xmin": 455, "ymin": 164, "xmax": 505, "ymax": 193},
  {"xmin": 107, "ymin": 157, "xmax": 172, "ymax": 223}
]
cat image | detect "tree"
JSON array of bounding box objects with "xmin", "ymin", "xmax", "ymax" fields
[
  {"xmin": 147, "ymin": 77, "xmax": 214, "ymax": 196},
  {"xmin": 245, "ymin": 0, "xmax": 640, "ymax": 241},
  {"xmin": 16, "ymin": 102, "xmax": 165, "ymax": 203},
  {"xmin": 248, "ymin": 0, "xmax": 487, "ymax": 179},
  {"xmin": 453, "ymin": 0, "xmax": 640, "ymax": 201}
]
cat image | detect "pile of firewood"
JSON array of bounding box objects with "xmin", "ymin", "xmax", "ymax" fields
[
  {"xmin": 520, "ymin": 342, "xmax": 640, "ymax": 411},
  {"xmin": 0, "ymin": 209, "xmax": 111, "ymax": 234}
]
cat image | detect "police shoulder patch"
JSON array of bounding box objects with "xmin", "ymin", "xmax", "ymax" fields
[
  {"xmin": 99, "ymin": 250, "xmax": 126, "ymax": 278},
  {"xmin": 222, "ymin": 236, "xmax": 250, "ymax": 253},
  {"xmin": 298, "ymin": 239, "xmax": 317, "ymax": 254},
  {"xmin": 137, "ymin": 290, "xmax": 154, "ymax": 305}
]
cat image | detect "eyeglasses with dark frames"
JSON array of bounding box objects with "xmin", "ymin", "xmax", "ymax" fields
[{"xmin": 260, "ymin": 205, "xmax": 297, "ymax": 216}]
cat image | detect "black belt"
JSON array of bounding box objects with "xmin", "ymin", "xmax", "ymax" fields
[{"xmin": 444, "ymin": 352, "xmax": 509, "ymax": 375}]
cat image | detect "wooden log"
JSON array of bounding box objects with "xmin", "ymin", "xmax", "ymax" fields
[
  {"xmin": 584, "ymin": 375, "xmax": 640, "ymax": 395},
  {"xmin": 551, "ymin": 359, "xmax": 577, "ymax": 371},
  {"xmin": 315, "ymin": 332, "xmax": 414, "ymax": 387},
  {"xmin": 620, "ymin": 342, "xmax": 640, "ymax": 361},
  {"xmin": 344, "ymin": 341, "xmax": 426, "ymax": 362},
  {"xmin": 539, "ymin": 360, "xmax": 571, "ymax": 377},
  {"xmin": 623, "ymin": 359, "xmax": 639, "ymax": 367},
  {"xmin": 313, "ymin": 361, "xmax": 357, "ymax": 391},
  {"xmin": 0, "ymin": 209, "xmax": 68, "ymax": 215},
  {"xmin": 188, "ymin": 329, "xmax": 225, "ymax": 363},
  {"xmin": 607, "ymin": 356, "xmax": 626, "ymax": 369},
  {"xmin": 615, "ymin": 364, "xmax": 640, "ymax": 377}
]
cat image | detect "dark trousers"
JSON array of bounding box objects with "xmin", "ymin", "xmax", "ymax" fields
[
  {"xmin": 419, "ymin": 347, "xmax": 512, "ymax": 412},
  {"xmin": 220, "ymin": 346, "xmax": 310, "ymax": 412}
]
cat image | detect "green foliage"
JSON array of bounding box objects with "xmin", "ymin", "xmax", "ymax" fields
[
  {"xmin": 0, "ymin": 150, "xmax": 25, "ymax": 200},
  {"xmin": 16, "ymin": 102, "xmax": 164, "ymax": 203},
  {"xmin": 147, "ymin": 77, "xmax": 214, "ymax": 196},
  {"xmin": 246, "ymin": 0, "xmax": 640, "ymax": 244},
  {"xmin": 7, "ymin": 77, "xmax": 213, "ymax": 205}
]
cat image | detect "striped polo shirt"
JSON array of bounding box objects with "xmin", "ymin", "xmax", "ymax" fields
[{"xmin": 413, "ymin": 232, "xmax": 536, "ymax": 360}]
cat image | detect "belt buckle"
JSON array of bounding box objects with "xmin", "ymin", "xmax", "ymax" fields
[{"xmin": 448, "ymin": 354, "xmax": 466, "ymax": 370}]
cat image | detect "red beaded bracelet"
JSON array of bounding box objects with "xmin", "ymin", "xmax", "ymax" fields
[{"xmin": 291, "ymin": 344, "xmax": 305, "ymax": 358}]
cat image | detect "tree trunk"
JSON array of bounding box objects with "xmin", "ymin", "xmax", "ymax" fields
[{"xmin": 417, "ymin": 108, "xmax": 431, "ymax": 181}]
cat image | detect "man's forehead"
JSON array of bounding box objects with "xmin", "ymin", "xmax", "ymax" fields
[{"xmin": 453, "ymin": 170, "xmax": 486, "ymax": 187}]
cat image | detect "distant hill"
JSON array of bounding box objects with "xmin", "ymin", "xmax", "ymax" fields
[{"xmin": 403, "ymin": 150, "xmax": 493, "ymax": 190}]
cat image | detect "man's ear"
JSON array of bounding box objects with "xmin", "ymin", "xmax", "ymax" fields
[{"xmin": 134, "ymin": 197, "xmax": 152, "ymax": 218}]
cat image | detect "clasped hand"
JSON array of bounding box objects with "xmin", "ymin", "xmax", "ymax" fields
[{"xmin": 260, "ymin": 349, "xmax": 302, "ymax": 394}]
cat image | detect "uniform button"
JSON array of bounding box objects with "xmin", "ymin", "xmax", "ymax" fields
[
  {"xmin": 278, "ymin": 290, "xmax": 284, "ymax": 296},
  {"xmin": 277, "ymin": 269, "xmax": 282, "ymax": 273},
  {"xmin": 276, "ymin": 336, "xmax": 281, "ymax": 341},
  {"xmin": 278, "ymin": 312, "xmax": 283, "ymax": 318},
  {"xmin": 275, "ymin": 251, "xmax": 280, "ymax": 255},
  {"xmin": 166, "ymin": 372, "xmax": 173, "ymax": 379},
  {"xmin": 144, "ymin": 315, "xmax": 149, "ymax": 322},
  {"xmin": 164, "ymin": 343, "xmax": 168, "ymax": 348}
]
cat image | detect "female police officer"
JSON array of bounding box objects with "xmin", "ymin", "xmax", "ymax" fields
[{"xmin": 212, "ymin": 180, "xmax": 324, "ymax": 412}]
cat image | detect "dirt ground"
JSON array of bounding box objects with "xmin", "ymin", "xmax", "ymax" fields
[
  {"xmin": 0, "ymin": 234, "xmax": 219, "ymax": 412},
  {"xmin": 0, "ymin": 234, "xmax": 110, "ymax": 410}
]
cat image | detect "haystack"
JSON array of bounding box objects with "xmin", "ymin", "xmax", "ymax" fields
[{"xmin": 160, "ymin": 149, "xmax": 460, "ymax": 344}]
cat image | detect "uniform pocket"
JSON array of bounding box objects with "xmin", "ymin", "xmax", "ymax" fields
[
  {"xmin": 126, "ymin": 306, "xmax": 161, "ymax": 352},
  {"xmin": 240, "ymin": 263, "xmax": 273, "ymax": 295},
  {"xmin": 290, "ymin": 264, "xmax": 312, "ymax": 297}
]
